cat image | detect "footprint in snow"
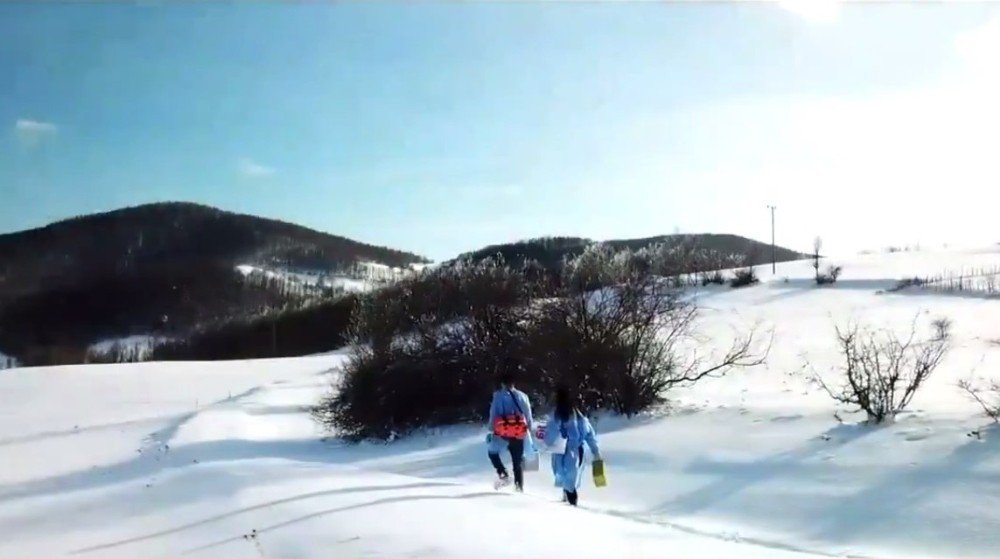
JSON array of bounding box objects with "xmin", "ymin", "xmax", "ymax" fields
[{"xmin": 898, "ymin": 429, "xmax": 932, "ymax": 442}]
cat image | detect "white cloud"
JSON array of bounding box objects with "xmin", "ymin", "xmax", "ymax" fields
[
  {"xmin": 776, "ymin": 0, "xmax": 841, "ymax": 23},
  {"xmin": 237, "ymin": 157, "xmax": 276, "ymax": 178},
  {"xmin": 14, "ymin": 118, "xmax": 57, "ymax": 147}
]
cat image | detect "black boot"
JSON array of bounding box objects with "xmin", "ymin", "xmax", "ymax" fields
[
  {"xmin": 566, "ymin": 490, "xmax": 578, "ymax": 506},
  {"xmin": 488, "ymin": 452, "xmax": 507, "ymax": 478}
]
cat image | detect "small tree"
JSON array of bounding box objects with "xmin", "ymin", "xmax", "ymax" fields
[
  {"xmin": 958, "ymin": 377, "xmax": 1000, "ymax": 423},
  {"xmin": 813, "ymin": 237, "xmax": 823, "ymax": 283},
  {"xmin": 812, "ymin": 315, "xmax": 951, "ymax": 423}
]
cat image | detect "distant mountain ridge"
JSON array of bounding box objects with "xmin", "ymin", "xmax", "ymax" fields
[
  {"xmin": 0, "ymin": 202, "xmax": 425, "ymax": 296},
  {"xmin": 0, "ymin": 202, "xmax": 427, "ymax": 365},
  {"xmin": 454, "ymin": 233, "xmax": 805, "ymax": 270},
  {"xmin": 0, "ymin": 203, "xmax": 806, "ymax": 367}
]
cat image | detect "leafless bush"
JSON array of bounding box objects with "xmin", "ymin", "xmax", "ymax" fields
[
  {"xmin": 816, "ymin": 265, "xmax": 843, "ymax": 285},
  {"xmin": 931, "ymin": 317, "xmax": 953, "ymax": 342},
  {"xmin": 531, "ymin": 268, "xmax": 771, "ymax": 415},
  {"xmin": 958, "ymin": 377, "xmax": 1000, "ymax": 422},
  {"xmin": 812, "ymin": 315, "xmax": 951, "ymax": 423},
  {"xmin": 730, "ymin": 266, "xmax": 758, "ymax": 288},
  {"xmin": 701, "ymin": 270, "xmax": 726, "ymax": 286}
]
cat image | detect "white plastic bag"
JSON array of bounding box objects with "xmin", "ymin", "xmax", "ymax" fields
[
  {"xmin": 523, "ymin": 449, "xmax": 540, "ymax": 472},
  {"xmin": 523, "ymin": 437, "xmax": 540, "ymax": 472}
]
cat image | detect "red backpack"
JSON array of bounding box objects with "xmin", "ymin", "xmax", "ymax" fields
[{"xmin": 492, "ymin": 390, "xmax": 528, "ymax": 439}]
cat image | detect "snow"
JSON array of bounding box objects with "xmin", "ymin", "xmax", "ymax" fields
[{"xmin": 4, "ymin": 247, "xmax": 1000, "ymax": 558}]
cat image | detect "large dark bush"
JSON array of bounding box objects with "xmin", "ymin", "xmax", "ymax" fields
[
  {"xmin": 316, "ymin": 260, "xmax": 538, "ymax": 440},
  {"xmin": 318, "ymin": 248, "xmax": 770, "ymax": 440}
]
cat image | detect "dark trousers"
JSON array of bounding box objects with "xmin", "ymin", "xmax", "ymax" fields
[{"xmin": 488, "ymin": 437, "xmax": 525, "ymax": 488}]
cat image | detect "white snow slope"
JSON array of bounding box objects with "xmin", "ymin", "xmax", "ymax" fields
[{"xmin": 4, "ymin": 247, "xmax": 1000, "ymax": 558}]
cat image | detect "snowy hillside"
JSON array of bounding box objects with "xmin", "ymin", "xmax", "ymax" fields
[{"xmin": 4, "ymin": 247, "xmax": 1000, "ymax": 558}]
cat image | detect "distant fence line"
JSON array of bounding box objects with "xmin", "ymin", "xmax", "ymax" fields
[{"xmin": 894, "ymin": 265, "xmax": 1000, "ymax": 297}]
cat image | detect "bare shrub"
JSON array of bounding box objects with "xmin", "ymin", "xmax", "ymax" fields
[
  {"xmin": 701, "ymin": 270, "xmax": 726, "ymax": 286},
  {"xmin": 931, "ymin": 317, "xmax": 953, "ymax": 342},
  {"xmin": 816, "ymin": 265, "xmax": 843, "ymax": 285},
  {"xmin": 958, "ymin": 377, "xmax": 1000, "ymax": 422},
  {"xmin": 529, "ymin": 269, "xmax": 770, "ymax": 416},
  {"xmin": 730, "ymin": 266, "xmax": 759, "ymax": 288},
  {"xmin": 812, "ymin": 315, "xmax": 951, "ymax": 423}
]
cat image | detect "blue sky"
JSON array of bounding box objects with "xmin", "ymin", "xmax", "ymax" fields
[{"xmin": 3, "ymin": 2, "xmax": 1000, "ymax": 260}]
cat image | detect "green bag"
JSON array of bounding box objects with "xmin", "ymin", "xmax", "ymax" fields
[{"xmin": 592, "ymin": 459, "xmax": 607, "ymax": 488}]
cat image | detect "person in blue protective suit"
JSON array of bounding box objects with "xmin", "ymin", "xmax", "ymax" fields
[
  {"xmin": 487, "ymin": 372, "xmax": 534, "ymax": 492},
  {"xmin": 543, "ymin": 386, "xmax": 601, "ymax": 506}
]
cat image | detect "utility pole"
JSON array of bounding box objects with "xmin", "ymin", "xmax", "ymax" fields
[{"xmin": 767, "ymin": 205, "xmax": 776, "ymax": 274}]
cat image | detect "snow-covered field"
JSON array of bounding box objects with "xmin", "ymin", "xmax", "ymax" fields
[{"xmin": 4, "ymin": 247, "xmax": 1000, "ymax": 558}]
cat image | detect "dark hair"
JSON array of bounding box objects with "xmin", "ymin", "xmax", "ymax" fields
[
  {"xmin": 554, "ymin": 386, "xmax": 576, "ymax": 422},
  {"xmin": 499, "ymin": 371, "xmax": 515, "ymax": 387}
]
